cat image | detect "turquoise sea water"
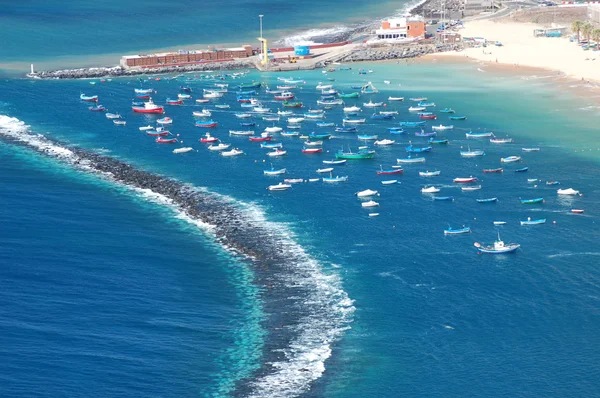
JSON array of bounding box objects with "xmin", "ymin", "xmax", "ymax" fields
[{"xmin": 2, "ymin": 14, "xmax": 600, "ymax": 397}]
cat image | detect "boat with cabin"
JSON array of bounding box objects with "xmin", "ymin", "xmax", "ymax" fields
[
  {"xmin": 335, "ymin": 148, "xmax": 376, "ymax": 160},
  {"xmin": 132, "ymin": 99, "xmax": 164, "ymax": 114},
  {"xmin": 474, "ymin": 233, "xmax": 520, "ymax": 254}
]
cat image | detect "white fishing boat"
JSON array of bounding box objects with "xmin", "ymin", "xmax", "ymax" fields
[
  {"xmin": 557, "ymin": 188, "xmax": 580, "ymax": 195},
  {"xmin": 173, "ymin": 147, "xmax": 193, "ymax": 154},
  {"xmin": 361, "ymin": 200, "xmax": 380, "ymax": 208},
  {"xmin": 363, "ymin": 101, "xmax": 384, "ymax": 108},
  {"xmin": 421, "ymin": 186, "xmax": 440, "ymax": 193},
  {"xmin": 208, "ymin": 143, "xmax": 231, "ymax": 151},
  {"xmin": 139, "ymin": 125, "xmax": 154, "ymax": 131},
  {"xmin": 113, "ymin": 120, "xmax": 126, "ymax": 126},
  {"xmin": 343, "ymin": 106, "xmax": 361, "ymax": 113},
  {"xmin": 379, "ymin": 111, "xmax": 398, "ymax": 115},
  {"xmin": 342, "ymin": 118, "xmax": 366, "ymax": 124},
  {"xmin": 288, "ymin": 117, "xmax": 305, "ymax": 124},
  {"xmin": 431, "ymin": 124, "xmax": 453, "ymax": 131},
  {"xmin": 221, "ymin": 148, "xmax": 244, "ymax": 157},
  {"xmin": 388, "ymin": 96, "xmax": 404, "ymax": 101},
  {"xmin": 397, "ymin": 156, "xmax": 426, "ymax": 164},
  {"xmin": 500, "ymin": 156, "xmax": 521, "ymax": 163},
  {"xmin": 355, "ymin": 189, "xmax": 379, "ymax": 197},
  {"xmin": 408, "ymin": 106, "xmax": 426, "ymax": 112},
  {"xmin": 254, "ymin": 106, "xmax": 271, "ymax": 113},
  {"xmin": 229, "ymin": 130, "xmax": 254, "ymax": 136},
  {"xmin": 461, "ymin": 185, "xmax": 482, "ymax": 191},
  {"xmin": 381, "ymin": 180, "xmax": 398, "ymax": 185},
  {"xmin": 264, "ymin": 126, "xmax": 283, "ymax": 133},
  {"xmin": 268, "ymin": 183, "xmax": 292, "ymax": 191},
  {"xmin": 305, "ymin": 140, "xmax": 323, "ymax": 146},
  {"xmin": 266, "ymin": 149, "xmax": 287, "ymax": 157},
  {"xmin": 316, "ymin": 83, "xmax": 333, "ymax": 90},
  {"xmin": 193, "ymin": 110, "xmax": 212, "ymax": 117},
  {"xmin": 316, "ymin": 167, "xmax": 334, "ymax": 173},
  {"xmin": 203, "ymin": 90, "xmax": 223, "ymax": 99},
  {"xmin": 277, "ymin": 110, "xmax": 294, "ymax": 116},
  {"xmin": 374, "ymin": 139, "xmax": 395, "ymax": 146},
  {"xmin": 264, "ymin": 167, "xmax": 287, "ymax": 176},
  {"xmin": 105, "ymin": 113, "xmax": 121, "ymax": 119}
]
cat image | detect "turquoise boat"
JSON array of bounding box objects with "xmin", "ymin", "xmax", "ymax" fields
[
  {"xmin": 338, "ymin": 92, "xmax": 360, "ymax": 98},
  {"xmin": 439, "ymin": 108, "xmax": 455, "ymax": 113},
  {"xmin": 335, "ymin": 148, "xmax": 376, "ymax": 160},
  {"xmin": 444, "ymin": 226, "xmax": 471, "ymax": 235},
  {"xmin": 449, "ymin": 116, "xmax": 467, "ymax": 120},
  {"xmin": 520, "ymin": 218, "xmax": 546, "ymax": 225},
  {"xmin": 521, "ymin": 197, "xmax": 544, "ymax": 204},
  {"xmin": 308, "ymin": 133, "xmax": 331, "ymax": 140},
  {"xmin": 476, "ymin": 197, "xmax": 498, "ymax": 203},
  {"xmin": 238, "ymin": 81, "xmax": 261, "ymax": 89},
  {"xmin": 429, "ymin": 138, "xmax": 449, "ymax": 144}
]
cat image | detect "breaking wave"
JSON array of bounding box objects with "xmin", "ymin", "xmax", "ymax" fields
[{"xmin": 0, "ymin": 114, "xmax": 355, "ymax": 397}]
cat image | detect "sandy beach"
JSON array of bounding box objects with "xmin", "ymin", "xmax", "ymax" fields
[{"xmin": 436, "ymin": 19, "xmax": 600, "ymax": 83}]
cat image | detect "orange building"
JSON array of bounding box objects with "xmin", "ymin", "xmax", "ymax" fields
[{"xmin": 374, "ymin": 16, "xmax": 426, "ymax": 41}]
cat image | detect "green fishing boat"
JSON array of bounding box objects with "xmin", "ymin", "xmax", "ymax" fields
[
  {"xmin": 238, "ymin": 81, "xmax": 261, "ymax": 89},
  {"xmin": 520, "ymin": 197, "xmax": 544, "ymax": 205},
  {"xmin": 282, "ymin": 101, "xmax": 303, "ymax": 108},
  {"xmin": 338, "ymin": 92, "xmax": 360, "ymax": 99},
  {"xmin": 335, "ymin": 148, "xmax": 376, "ymax": 160}
]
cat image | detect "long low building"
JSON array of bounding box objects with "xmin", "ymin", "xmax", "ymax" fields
[{"xmin": 120, "ymin": 46, "xmax": 254, "ymax": 68}]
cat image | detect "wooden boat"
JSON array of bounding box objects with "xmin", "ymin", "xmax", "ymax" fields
[
  {"xmin": 460, "ymin": 148, "xmax": 485, "ymax": 157},
  {"xmin": 429, "ymin": 138, "xmax": 449, "ymax": 145},
  {"xmin": 132, "ymin": 99, "xmax": 164, "ymax": 114},
  {"xmin": 521, "ymin": 197, "xmax": 544, "ymax": 204},
  {"xmin": 198, "ymin": 132, "xmax": 218, "ymax": 143},
  {"xmin": 514, "ymin": 167, "xmax": 529, "ymax": 173},
  {"xmin": 157, "ymin": 117, "xmax": 173, "ymax": 125},
  {"xmin": 490, "ymin": 137, "xmax": 513, "ymax": 144},
  {"xmin": 317, "ymin": 167, "xmax": 334, "ymax": 173},
  {"xmin": 406, "ymin": 145, "xmax": 432, "ymax": 153},
  {"xmin": 483, "ymin": 168, "xmax": 503, "ymax": 173},
  {"xmin": 546, "ymin": 181, "xmax": 560, "ymax": 186},
  {"xmin": 304, "ymin": 140, "xmax": 323, "ymax": 146},
  {"xmin": 280, "ymin": 131, "xmax": 300, "ymax": 137},
  {"xmin": 335, "ymin": 148, "xmax": 375, "ymax": 160},
  {"xmin": 399, "ymin": 121, "xmax": 426, "ymax": 128},
  {"xmin": 156, "ymin": 137, "xmax": 178, "ymax": 144},
  {"xmin": 501, "ymin": 156, "xmax": 521, "ymax": 163},
  {"xmin": 323, "ymin": 159, "xmax": 347, "ymax": 165},
  {"xmin": 208, "ymin": 143, "xmax": 231, "ymax": 151},
  {"xmin": 571, "ymin": 209, "xmax": 585, "ymax": 214},
  {"xmin": 316, "ymin": 122, "xmax": 335, "ymax": 127},
  {"xmin": 268, "ymin": 183, "xmax": 292, "ymax": 191},
  {"xmin": 221, "ymin": 148, "xmax": 244, "ymax": 157},
  {"xmin": 80, "ymin": 93, "xmax": 98, "ymax": 102},
  {"xmin": 355, "ymin": 189, "xmax": 378, "ymax": 197},
  {"xmin": 520, "ymin": 217, "xmax": 546, "ymax": 226},
  {"xmin": 474, "ymin": 233, "xmax": 520, "ymax": 254},
  {"xmin": 444, "ymin": 226, "xmax": 471, "ymax": 235},
  {"xmin": 557, "ymin": 188, "xmax": 580, "ymax": 195},
  {"xmin": 147, "ymin": 130, "xmax": 170, "ymax": 137},
  {"xmin": 419, "ymin": 114, "xmax": 437, "ymax": 120},
  {"xmin": 89, "ymin": 105, "xmax": 106, "ymax": 112},
  {"xmin": 249, "ymin": 135, "xmax": 273, "ymax": 142},
  {"xmin": 302, "ymin": 147, "xmax": 323, "ymax": 154},
  {"xmin": 377, "ymin": 166, "xmax": 403, "ymax": 175},
  {"xmin": 113, "ymin": 120, "xmax": 127, "ymax": 126},
  {"xmin": 361, "ymin": 200, "xmax": 379, "ymax": 208},
  {"xmin": 195, "ymin": 120, "xmax": 218, "ymax": 128},
  {"xmin": 381, "ymin": 180, "xmax": 398, "ymax": 185},
  {"xmin": 323, "ymin": 174, "xmax": 349, "ymax": 183},
  {"xmin": 421, "ymin": 186, "xmax": 440, "ymax": 193},
  {"xmin": 477, "ymin": 197, "xmax": 498, "ymax": 203},
  {"xmin": 454, "ymin": 177, "xmax": 478, "ymax": 183},
  {"xmin": 466, "ymin": 131, "xmax": 493, "ymax": 138},
  {"xmin": 419, "ymin": 170, "xmax": 441, "ymax": 177},
  {"xmin": 449, "ymin": 116, "xmax": 467, "ymax": 120},
  {"xmin": 461, "ymin": 185, "xmax": 482, "ymax": 191},
  {"xmin": 409, "ymin": 97, "xmax": 427, "ymax": 102},
  {"xmin": 397, "ymin": 156, "xmax": 425, "ymax": 164}
]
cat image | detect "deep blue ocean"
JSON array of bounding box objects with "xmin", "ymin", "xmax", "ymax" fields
[{"xmin": 2, "ymin": 4, "xmax": 600, "ymax": 396}]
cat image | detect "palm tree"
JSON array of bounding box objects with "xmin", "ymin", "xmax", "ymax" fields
[
  {"xmin": 593, "ymin": 29, "xmax": 600, "ymax": 46},
  {"xmin": 582, "ymin": 23, "xmax": 593, "ymax": 42},
  {"xmin": 571, "ymin": 20, "xmax": 584, "ymax": 42}
]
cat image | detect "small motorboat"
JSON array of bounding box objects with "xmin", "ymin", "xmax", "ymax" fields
[
  {"xmin": 363, "ymin": 101, "xmax": 383, "ymax": 108},
  {"xmin": 374, "ymin": 139, "xmax": 395, "ymax": 146},
  {"xmin": 421, "ymin": 186, "xmax": 440, "ymax": 193},
  {"xmin": 89, "ymin": 105, "xmax": 106, "ymax": 112},
  {"xmin": 208, "ymin": 143, "xmax": 231, "ymax": 151},
  {"xmin": 193, "ymin": 110, "xmax": 212, "ymax": 117},
  {"xmin": 264, "ymin": 126, "xmax": 283, "ymax": 134},
  {"xmin": 113, "ymin": 120, "xmax": 127, "ymax": 126},
  {"xmin": 80, "ymin": 93, "xmax": 98, "ymax": 102},
  {"xmin": 221, "ymin": 148, "xmax": 244, "ymax": 157},
  {"xmin": 409, "ymin": 106, "xmax": 426, "ymax": 112},
  {"xmin": 249, "ymin": 135, "xmax": 273, "ymax": 142},
  {"xmin": 156, "ymin": 137, "xmax": 178, "ymax": 144},
  {"xmin": 431, "ymin": 124, "xmax": 453, "ymax": 131},
  {"xmin": 343, "ymin": 118, "xmax": 366, "ymax": 124},
  {"xmin": 264, "ymin": 167, "xmax": 287, "ymax": 176},
  {"xmin": 546, "ymin": 181, "xmax": 560, "ymax": 186},
  {"xmin": 490, "ymin": 137, "xmax": 513, "ymax": 144},
  {"xmin": 157, "ymin": 117, "xmax": 173, "ymax": 125},
  {"xmin": 466, "ymin": 131, "xmax": 494, "ymax": 139},
  {"xmin": 268, "ymin": 183, "xmax": 291, "ymax": 191},
  {"xmin": 449, "ymin": 116, "xmax": 467, "ymax": 120},
  {"xmin": 433, "ymin": 196, "xmax": 454, "ymax": 201},
  {"xmin": 361, "ymin": 200, "xmax": 379, "ymax": 208},
  {"xmin": 200, "ymin": 133, "xmax": 219, "ymax": 143},
  {"xmin": 266, "ymin": 149, "xmax": 287, "ymax": 157},
  {"xmin": 323, "ymin": 160, "xmax": 347, "ymax": 165},
  {"xmin": 229, "ymin": 130, "xmax": 254, "ymax": 136},
  {"xmin": 377, "ymin": 166, "xmax": 403, "ymax": 175},
  {"xmin": 557, "ymin": 188, "xmax": 580, "ymax": 195},
  {"xmin": 281, "ymin": 131, "xmax": 300, "ymax": 137},
  {"xmin": 302, "ymin": 147, "xmax": 323, "ymax": 154},
  {"xmin": 419, "ymin": 170, "xmax": 441, "ymax": 177},
  {"xmin": 453, "ymin": 177, "xmax": 478, "ymax": 183},
  {"xmin": 105, "ymin": 113, "xmax": 121, "ymax": 119},
  {"xmin": 388, "ymin": 96, "xmax": 404, "ymax": 101},
  {"xmin": 501, "ymin": 156, "xmax": 521, "ymax": 163},
  {"xmin": 476, "ymin": 197, "xmax": 498, "ymax": 203},
  {"xmin": 323, "ymin": 175, "xmax": 349, "ymax": 183},
  {"xmin": 406, "ymin": 145, "xmax": 432, "ymax": 153},
  {"xmin": 571, "ymin": 209, "xmax": 585, "ymax": 214},
  {"xmin": 521, "ymin": 197, "xmax": 544, "ymax": 204},
  {"xmin": 173, "ymin": 147, "xmax": 193, "ymax": 154},
  {"xmin": 317, "ymin": 167, "xmax": 334, "ymax": 173},
  {"xmin": 483, "ymin": 168, "xmax": 503, "ymax": 173},
  {"xmin": 520, "ymin": 217, "xmax": 546, "ymax": 226},
  {"xmin": 439, "ymin": 108, "xmax": 455, "ymax": 114},
  {"xmin": 235, "ymin": 113, "xmax": 253, "ymax": 119},
  {"xmin": 381, "ymin": 180, "xmax": 398, "ymax": 185},
  {"xmin": 514, "ymin": 167, "xmax": 529, "ymax": 173},
  {"xmin": 304, "ymin": 140, "xmax": 323, "ymax": 147},
  {"xmin": 522, "ymin": 147, "xmax": 540, "ymax": 152},
  {"xmin": 355, "ymin": 189, "xmax": 378, "ymax": 198},
  {"xmin": 461, "ymin": 185, "xmax": 482, "ymax": 191}
]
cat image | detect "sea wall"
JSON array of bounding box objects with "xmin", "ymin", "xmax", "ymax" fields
[
  {"xmin": 27, "ymin": 59, "xmax": 255, "ymax": 80},
  {"xmin": 327, "ymin": 42, "xmax": 463, "ymax": 64}
]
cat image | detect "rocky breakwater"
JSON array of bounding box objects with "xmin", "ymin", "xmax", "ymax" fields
[
  {"xmin": 328, "ymin": 42, "xmax": 463, "ymax": 64},
  {"xmin": 27, "ymin": 59, "xmax": 255, "ymax": 79}
]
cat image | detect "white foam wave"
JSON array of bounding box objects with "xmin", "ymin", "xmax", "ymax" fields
[
  {"xmin": 547, "ymin": 252, "xmax": 600, "ymax": 259},
  {"xmin": 278, "ymin": 26, "xmax": 353, "ymax": 47},
  {"xmin": 0, "ymin": 114, "xmax": 355, "ymax": 397}
]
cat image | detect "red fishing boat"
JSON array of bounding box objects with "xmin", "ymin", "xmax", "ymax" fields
[
  {"xmin": 571, "ymin": 209, "xmax": 584, "ymax": 214},
  {"xmin": 249, "ymin": 136, "xmax": 273, "ymax": 142},
  {"xmin": 156, "ymin": 137, "xmax": 178, "ymax": 144},
  {"xmin": 377, "ymin": 168, "xmax": 403, "ymax": 175},
  {"xmin": 132, "ymin": 99, "xmax": 164, "ymax": 114},
  {"xmin": 302, "ymin": 147, "xmax": 323, "ymax": 154},
  {"xmin": 483, "ymin": 168, "xmax": 504, "ymax": 173},
  {"xmin": 419, "ymin": 114, "xmax": 437, "ymax": 120},
  {"xmin": 146, "ymin": 130, "xmax": 170, "ymax": 137},
  {"xmin": 89, "ymin": 105, "xmax": 106, "ymax": 112},
  {"xmin": 166, "ymin": 99, "xmax": 183, "ymax": 105},
  {"xmin": 274, "ymin": 92, "xmax": 295, "ymax": 100},
  {"xmin": 80, "ymin": 94, "xmax": 98, "ymax": 102},
  {"xmin": 200, "ymin": 133, "xmax": 218, "ymax": 143}
]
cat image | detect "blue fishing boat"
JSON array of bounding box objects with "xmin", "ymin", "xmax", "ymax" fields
[
  {"xmin": 335, "ymin": 127, "xmax": 357, "ymax": 133},
  {"xmin": 237, "ymin": 90, "xmax": 257, "ymax": 96},
  {"xmin": 419, "ymin": 170, "xmax": 441, "ymax": 177},
  {"xmin": 521, "ymin": 197, "xmax": 544, "ymax": 204},
  {"xmin": 415, "ymin": 131, "xmax": 436, "ymax": 137},
  {"xmin": 316, "ymin": 122, "xmax": 335, "ymax": 127},
  {"xmin": 476, "ymin": 197, "xmax": 498, "ymax": 203},
  {"xmin": 417, "ymin": 112, "xmax": 434, "ymax": 116},
  {"xmin": 429, "ymin": 138, "xmax": 449, "ymax": 144},
  {"xmin": 322, "ymin": 174, "xmax": 349, "ymax": 183},
  {"xmin": 308, "ymin": 133, "xmax": 331, "ymax": 140},
  {"xmin": 195, "ymin": 120, "xmax": 218, "ymax": 127},
  {"xmin": 439, "ymin": 108, "xmax": 455, "ymax": 113},
  {"xmin": 520, "ymin": 217, "xmax": 546, "ymax": 225},
  {"xmin": 358, "ymin": 134, "xmax": 378, "ymax": 140},
  {"xmin": 514, "ymin": 167, "xmax": 529, "ymax": 172},
  {"xmin": 388, "ymin": 127, "xmax": 404, "ymax": 132},
  {"xmin": 474, "ymin": 233, "xmax": 520, "ymax": 254},
  {"xmin": 406, "ymin": 145, "xmax": 432, "ymax": 153},
  {"xmin": 433, "ymin": 196, "xmax": 454, "ymax": 201},
  {"xmin": 280, "ymin": 131, "xmax": 300, "ymax": 137},
  {"xmin": 389, "ymin": 130, "xmax": 406, "ymax": 135},
  {"xmin": 260, "ymin": 142, "xmax": 283, "ymax": 149},
  {"xmin": 240, "ymin": 122, "xmax": 256, "ymax": 127},
  {"xmin": 444, "ymin": 226, "xmax": 471, "ymax": 235},
  {"xmin": 399, "ymin": 121, "xmax": 426, "ymax": 128},
  {"xmin": 449, "ymin": 116, "xmax": 467, "ymax": 120},
  {"xmin": 371, "ymin": 114, "xmax": 394, "ymax": 120},
  {"xmin": 418, "ymin": 101, "xmax": 436, "ymax": 107}
]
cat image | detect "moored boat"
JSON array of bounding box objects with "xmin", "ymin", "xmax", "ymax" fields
[
  {"xmin": 520, "ymin": 217, "xmax": 546, "ymax": 226},
  {"xmin": 419, "ymin": 170, "xmax": 441, "ymax": 177},
  {"xmin": 361, "ymin": 200, "xmax": 379, "ymax": 208},
  {"xmin": 449, "ymin": 116, "xmax": 467, "ymax": 120},
  {"xmin": 501, "ymin": 156, "xmax": 521, "ymax": 163},
  {"xmin": 322, "ymin": 174, "xmax": 349, "ymax": 183},
  {"xmin": 453, "ymin": 177, "xmax": 478, "ymax": 183},
  {"xmin": 521, "ymin": 197, "xmax": 544, "ymax": 204},
  {"xmin": 80, "ymin": 93, "xmax": 98, "ymax": 102},
  {"xmin": 474, "ymin": 233, "xmax": 520, "ymax": 254},
  {"xmin": 195, "ymin": 120, "xmax": 218, "ymax": 128},
  {"xmin": 302, "ymin": 147, "xmax": 323, "ymax": 154},
  {"xmin": 132, "ymin": 99, "xmax": 164, "ymax": 114},
  {"xmin": 355, "ymin": 189, "xmax": 378, "ymax": 197},
  {"xmin": 208, "ymin": 143, "xmax": 231, "ymax": 151},
  {"xmin": 461, "ymin": 185, "xmax": 482, "ymax": 191},
  {"xmin": 557, "ymin": 188, "xmax": 580, "ymax": 195},
  {"xmin": 397, "ymin": 155, "xmax": 425, "ymax": 164},
  {"xmin": 156, "ymin": 137, "xmax": 178, "ymax": 144},
  {"xmin": 421, "ymin": 186, "xmax": 440, "ymax": 193},
  {"xmin": 335, "ymin": 148, "xmax": 375, "ymax": 160},
  {"xmin": 431, "ymin": 124, "xmax": 453, "ymax": 131},
  {"xmin": 377, "ymin": 166, "xmax": 403, "ymax": 175},
  {"xmin": 444, "ymin": 226, "xmax": 471, "ymax": 235},
  {"xmin": 483, "ymin": 167, "xmax": 503, "ymax": 173},
  {"xmin": 476, "ymin": 197, "xmax": 498, "ymax": 203},
  {"xmin": 268, "ymin": 183, "xmax": 292, "ymax": 191},
  {"xmin": 221, "ymin": 148, "xmax": 244, "ymax": 157}
]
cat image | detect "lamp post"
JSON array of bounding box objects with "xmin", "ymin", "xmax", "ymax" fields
[{"xmin": 259, "ymin": 14, "xmax": 264, "ymax": 39}]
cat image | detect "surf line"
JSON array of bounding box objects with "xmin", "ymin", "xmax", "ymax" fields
[{"xmin": 0, "ymin": 115, "xmax": 355, "ymax": 397}]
